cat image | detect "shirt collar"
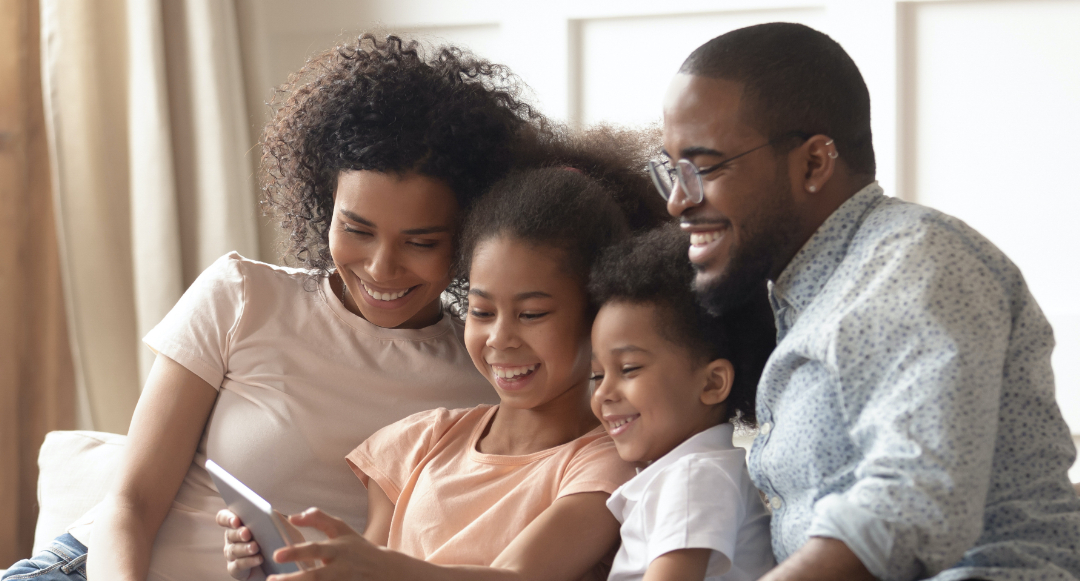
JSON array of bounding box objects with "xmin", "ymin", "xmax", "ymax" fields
[{"xmin": 770, "ymin": 181, "xmax": 885, "ymax": 317}]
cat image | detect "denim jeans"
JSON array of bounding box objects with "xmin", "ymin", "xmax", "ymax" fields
[{"xmin": 2, "ymin": 534, "xmax": 86, "ymax": 580}]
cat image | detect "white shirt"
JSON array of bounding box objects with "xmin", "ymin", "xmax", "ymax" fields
[{"xmin": 606, "ymin": 423, "xmax": 774, "ymax": 581}]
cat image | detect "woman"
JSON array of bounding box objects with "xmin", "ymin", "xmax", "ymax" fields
[{"xmin": 4, "ymin": 34, "xmax": 541, "ymax": 581}]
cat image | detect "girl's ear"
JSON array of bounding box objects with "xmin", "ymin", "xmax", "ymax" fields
[{"xmin": 700, "ymin": 358, "xmax": 734, "ymax": 406}]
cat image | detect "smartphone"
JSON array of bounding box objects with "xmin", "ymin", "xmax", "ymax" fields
[{"xmin": 205, "ymin": 459, "xmax": 312, "ymax": 576}]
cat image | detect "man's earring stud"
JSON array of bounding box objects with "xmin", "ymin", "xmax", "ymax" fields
[
  {"xmin": 828, "ymin": 151, "xmax": 839, "ymax": 159},
  {"xmin": 808, "ymin": 185, "xmax": 818, "ymax": 193}
]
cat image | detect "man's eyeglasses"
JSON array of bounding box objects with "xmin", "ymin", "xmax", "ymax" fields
[{"xmin": 648, "ymin": 131, "xmax": 811, "ymax": 204}]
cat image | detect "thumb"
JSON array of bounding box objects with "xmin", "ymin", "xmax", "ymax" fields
[{"xmin": 287, "ymin": 507, "xmax": 356, "ymax": 539}]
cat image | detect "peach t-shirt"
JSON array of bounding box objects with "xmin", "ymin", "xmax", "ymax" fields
[
  {"xmin": 67, "ymin": 253, "xmax": 496, "ymax": 581},
  {"xmin": 347, "ymin": 405, "xmax": 636, "ymax": 566}
]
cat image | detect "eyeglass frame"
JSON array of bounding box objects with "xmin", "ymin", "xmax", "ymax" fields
[{"xmin": 647, "ymin": 131, "xmax": 813, "ymax": 204}]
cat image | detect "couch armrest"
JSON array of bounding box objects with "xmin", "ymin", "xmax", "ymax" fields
[{"xmin": 34, "ymin": 430, "xmax": 126, "ymax": 554}]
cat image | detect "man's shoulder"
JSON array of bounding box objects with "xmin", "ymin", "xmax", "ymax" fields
[{"xmin": 846, "ymin": 196, "xmax": 1022, "ymax": 287}]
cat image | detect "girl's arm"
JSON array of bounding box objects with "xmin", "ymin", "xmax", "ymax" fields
[
  {"xmin": 642, "ymin": 549, "xmax": 712, "ymax": 581},
  {"xmin": 268, "ymin": 490, "xmax": 620, "ymax": 581},
  {"xmin": 87, "ymin": 354, "xmax": 218, "ymax": 581}
]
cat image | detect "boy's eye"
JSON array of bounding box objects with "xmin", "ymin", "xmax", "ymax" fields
[
  {"xmin": 620, "ymin": 365, "xmax": 642, "ymax": 375},
  {"xmin": 589, "ymin": 373, "xmax": 604, "ymax": 382}
]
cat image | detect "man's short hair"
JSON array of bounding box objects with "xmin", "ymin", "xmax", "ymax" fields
[{"xmin": 680, "ymin": 22, "xmax": 875, "ymax": 176}]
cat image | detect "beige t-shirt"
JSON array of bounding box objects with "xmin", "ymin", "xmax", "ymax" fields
[
  {"xmin": 68, "ymin": 252, "xmax": 495, "ymax": 581},
  {"xmin": 347, "ymin": 405, "xmax": 636, "ymax": 567}
]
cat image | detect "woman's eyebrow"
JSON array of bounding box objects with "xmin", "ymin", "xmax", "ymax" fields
[{"xmin": 338, "ymin": 210, "xmax": 450, "ymax": 235}]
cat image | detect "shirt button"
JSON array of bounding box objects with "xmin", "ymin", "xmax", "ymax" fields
[
  {"xmin": 760, "ymin": 422, "xmax": 772, "ymax": 435},
  {"xmin": 770, "ymin": 496, "xmax": 782, "ymax": 510}
]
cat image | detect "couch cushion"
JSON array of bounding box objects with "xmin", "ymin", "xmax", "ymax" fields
[{"xmin": 34, "ymin": 430, "xmax": 126, "ymax": 554}]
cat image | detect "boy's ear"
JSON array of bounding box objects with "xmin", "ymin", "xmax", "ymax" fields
[{"xmin": 700, "ymin": 358, "xmax": 734, "ymax": 406}]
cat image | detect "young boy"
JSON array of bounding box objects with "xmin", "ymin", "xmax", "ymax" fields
[{"xmin": 589, "ymin": 225, "xmax": 777, "ymax": 581}]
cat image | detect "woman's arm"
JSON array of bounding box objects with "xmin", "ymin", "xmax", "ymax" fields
[
  {"xmin": 269, "ymin": 491, "xmax": 620, "ymax": 581},
  {"xmin": 87, "ymin": 354, "xmax": 218, "ymax": 581}
]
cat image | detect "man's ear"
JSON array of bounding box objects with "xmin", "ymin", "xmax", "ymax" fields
[{"xmin": 700, "ymin": 358, "xmax": 734, "ymax": 406}]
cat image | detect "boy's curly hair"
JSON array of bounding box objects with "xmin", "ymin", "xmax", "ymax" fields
[
  {"xmin": 588, "ymin": 224, "xmax": 776, "ymax": 426},
  {"xmin": 260, "ymin": 34, "xmax": 541, "ymax": 271}
]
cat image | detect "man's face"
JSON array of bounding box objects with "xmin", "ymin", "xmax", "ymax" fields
[{"xmin": 661, "ymin": 74, "xmax": 799, "ymax": 314}]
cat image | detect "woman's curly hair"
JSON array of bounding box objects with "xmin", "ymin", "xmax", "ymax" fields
[
  {"xmin": 588, "ymin": 224, "xmax": 776, "ymax": 427},
  {"xmin": 261, "ymin": 34, "xmax": 542, "ymax": 271}
]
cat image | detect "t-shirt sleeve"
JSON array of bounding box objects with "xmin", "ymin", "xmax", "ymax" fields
[
  {"xmin": 642, "ymin": 458, "xmax": 746, "ymax": 578},
  {"xmin": 142, "ymin": 252, "xmax": 247, "ymax": 390},
  {"xmin": 347, "ymin": 408, "xmax": 455, "ymax": 503},
  {"xmin": 557, "ymin": 435, "xmax": 637, "ymax": 499}
]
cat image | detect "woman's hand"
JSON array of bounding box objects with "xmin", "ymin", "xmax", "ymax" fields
[
  {"xmin": 217, "ymin": 509, "xmax": 263, "ymax": 580},
  {"xmin": 267, "ymin": 508, "xmax": 389, "ymax": 581}
]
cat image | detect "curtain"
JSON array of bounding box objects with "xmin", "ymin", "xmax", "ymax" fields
[
  {"xmin": 39, "ymin": 0, "xmax": 261, "ymax": 434},
  {"xmin": 0, "ymin": 0, "xmax": 76, "ymax": 565}
]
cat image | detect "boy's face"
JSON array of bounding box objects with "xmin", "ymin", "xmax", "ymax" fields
[{"xmin": 590, "ymin": 301, "xmax": 727, "ymax": 464}]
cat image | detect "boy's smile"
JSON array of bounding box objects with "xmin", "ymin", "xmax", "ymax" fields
[{"xmin": 591, "ymin": 301, "xmax": 731, "ymax": 464}]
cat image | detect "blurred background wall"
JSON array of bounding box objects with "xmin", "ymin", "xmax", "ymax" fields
[{"xmin": 2, "ymin": 0, "xmax": 1078, "ymax": 564}]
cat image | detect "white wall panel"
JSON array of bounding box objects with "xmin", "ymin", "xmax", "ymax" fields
[
  {"xmin": 905, "ymin": 0, "xmax": 1080, "ymax": 433},
  {"xmin": 577, "ymin": 8, "xmax": 826, "ymax": 128}
]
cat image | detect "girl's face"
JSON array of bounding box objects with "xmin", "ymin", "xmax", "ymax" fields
[
  {"xmin": 590, "ymin": 301, "xmax": 729, "ymax": 464},
  {"xmin": 465, "ymin": 236, "xmax": 593, "ymax": 410},
  {"xmin": 329, "ymin": 170, "xmax": 459, "ymax": 329}
]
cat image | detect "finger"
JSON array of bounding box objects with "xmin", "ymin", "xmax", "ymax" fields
[
  {"xmin": 286, "ymin": 508, "xmax": 355, "ymax": 539},
  {"xmin": 216, "ymin": 509, "xmax": 241, "ymax": 528},
  {"xmin": 227, "ymin": 554, "xmax": 264, "ymax": 580},
  {"xmin": 226, "ymin": 526, "xmax": 254, "ymax": 544},
  {"xmin": 274, "ymin": 541, "xmax": 336, "ymax": 564},
  {"xmin": 228, "ymin": 541, "xmax": 261, "ymax": 560}
]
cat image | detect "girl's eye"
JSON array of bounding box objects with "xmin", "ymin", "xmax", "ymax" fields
[
  {"xmin": 520, "ymin": 312, "xmax": 548, "ymax": 321},
  {"xmin": 469, "ymin": 309, "xmax": 493, "ymax": 319}
]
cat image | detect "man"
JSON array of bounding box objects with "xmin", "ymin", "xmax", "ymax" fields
[{"xmin": 656, "ymin": 22, "xmax": 1080, "ymax": 581}]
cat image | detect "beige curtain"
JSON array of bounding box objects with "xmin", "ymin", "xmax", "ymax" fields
[
  {"xmin": 1, "ymin": 0, "xmax": 77, "ymax": 564},
  {"xmin": 40, "ymin": 0, "xmax": 260, "ymax": 433}
]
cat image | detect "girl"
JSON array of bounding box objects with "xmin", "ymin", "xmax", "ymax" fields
[
  {"xmin": 228, "ymin": 165, "xmax": 668, "ymax": 581},
  {"xmin": 4, "ymin": 35, "xmax": 539, "ymax": 581}
]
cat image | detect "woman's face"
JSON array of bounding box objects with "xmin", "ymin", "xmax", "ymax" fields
[
  {"xmin": 464, "ymin": 236, "xmax": 593, "ymax": 410},
  {"xmin": 329, "ymin": 170, "xmax": 459, "ymax": 329}
]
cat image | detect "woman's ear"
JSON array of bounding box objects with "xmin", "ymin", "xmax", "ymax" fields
[{"xmin": 700, "ymin": 358, "xmax": 734, "ymax": 406}]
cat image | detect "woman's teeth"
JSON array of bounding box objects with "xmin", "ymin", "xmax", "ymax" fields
[
  {"xmin": 690, "ymin": 231, "xmax": 722, "ymax": 246},
  {"xmin": 361, "ymin": 282, "xmax": 411, "ymax": 301},
  {"xmin": 493, "ymin": 364, "xmax": 538, "ymax": 379}
]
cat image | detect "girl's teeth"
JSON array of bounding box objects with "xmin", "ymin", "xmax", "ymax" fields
[
  {"xmin": 690, "ymin": 231, "xmax": 721, "ymax": 246},
  {"xmin": 362, "ymin": 282, "xmax": 410, "ymax": 301},
  {"xmin": 493, "ymin": 364, "xmax": 538, "ymax": 379}
]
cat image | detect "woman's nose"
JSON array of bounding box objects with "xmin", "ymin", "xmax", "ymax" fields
[{"xmin": 366, "ymin": 243, "xmax": 401, "ymax": 281}]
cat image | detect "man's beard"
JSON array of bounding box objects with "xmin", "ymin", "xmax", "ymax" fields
[{"xmin": 694, "ymin": 172, "xmax": 797, "ymax": 316}]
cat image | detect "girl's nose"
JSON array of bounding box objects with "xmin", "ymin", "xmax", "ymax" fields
[{"xmin": 486, "ymin": 316, "xmax": 520, "ymax": 350}]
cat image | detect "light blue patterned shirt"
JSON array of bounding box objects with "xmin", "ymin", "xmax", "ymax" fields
[{"xmin": 749, "ymin": 182, "xmax": 1080, "ymax": 581}]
